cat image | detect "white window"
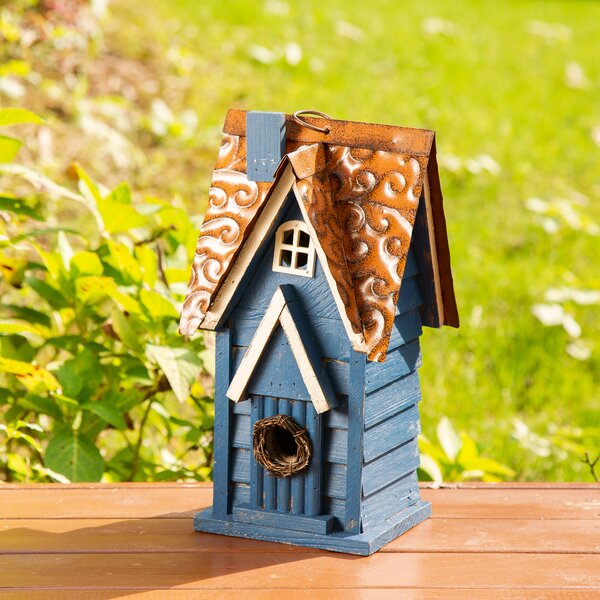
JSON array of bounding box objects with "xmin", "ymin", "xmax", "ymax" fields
[{"xmin": 272, "ymin": 220, "xmax": 316, "ymax": 278}]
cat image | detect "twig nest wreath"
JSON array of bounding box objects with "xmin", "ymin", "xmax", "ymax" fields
[{"xmin": 253, "ymin": 414, "xmax": 311, "ymax": 477}]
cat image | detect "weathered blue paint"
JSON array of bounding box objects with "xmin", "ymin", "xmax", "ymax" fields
[
  {"xmin": 212, "ymin": 329, "xmax": 232, "ymax": 516},
  {"xmin": 214, "ymin": 193, "xmax": 298, "ymax": 329},
  {"xmin": 194, "ymin": 500, "xmax": 431, "ymax": 556},
  {"xmin": 231, "ymin": 448, "xmax": 250, "ymax": 483},
  {"xmin": 362, "ymin": 436, "xmax": 421, "ymax": 497},
  {"xmin": 277, "ymin": 398, "xmax": 292, "ymax": 512},
  {"xmin": 363, "ymin": 402, "xmax": 421, "ymax": 463},
  {"xmin": 364, "ymin": 370, "xmax": 422, "ymax": 428},
  {"xmin": 291, "ymin": 400, "xmax": 306, "ymax": 514},
  {"xmin": 249, "ymin": 396, "xmax": 263, "ymax": 508},
  {"xmin": 324, "ymin": 462, "xmax": 347, "ymax": 499},
  {"xmin": 195, "ymin": 178, "xmax": 436, "ymax": 554},
  {"xmin": 394, "ymin": 277, "xmax": 423, "ymax": 316},
  {"xmin": 412, "ymin": 192, "xmax": 441, "ymax": 327},
  {"xmin": 304, "ymin": 402, "xmax": 322, "ymax": 516},
  {"xmin": 246, "ymin": 111, "xmax": 286, "ymax": 182},
  {"xmin": 344, "ymin": 350, "xmax": 366, "ymax": 533},
  {"xmin": 365, "ymin": 339, "xmax": 422, "ymax": 394},
  {"xmin": 233, "ymin": 505, "xmax": 335, "ymax": 534},
  {"xmin": 263, "ymin": 396, "xmax": 278, "ymax": 511},
  {"xmin": 361, "ymin": 472, "xmax": 420, "ymax": 529}
]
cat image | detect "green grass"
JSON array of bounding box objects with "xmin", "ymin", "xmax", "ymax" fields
[{"xmin": 117, "ymin": 0, "xmax": 600, "ymax": 480}]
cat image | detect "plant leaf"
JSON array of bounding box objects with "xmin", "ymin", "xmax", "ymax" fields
[
  {"xmin": 81, "ymin": 402, "xmax": 127, "ymax": 430},
  {"xmin": 55, "ymin": 348, "xmax": 103, "ymax": 401},
  {"xmin": 0, "ymin": 108, "xmax": 44, "ymax": 127},
  {"xmin": 45, "ymin": 429, "xmax": 104, "ymax": 482},
  {"xmin": 140, "ymin": 289, "xmax": 178, "ymax": 319},
  {"xmin": 0, "ymin": 196, "xmax": 43, "ymax": 220},
  {"xmin": 106, "ymin": 239, "xmax": 142, "ymax": 283},
  {"xmin": 70, "ymin": 251, "xmax": 104, "ymax": 278},
  {"xmin": 0, "ymin": 135, "xmax": 22, "ymax": 162},
  {"xmin": 418, "ymin": 454, "xmax": 444, "ymax": 483},
  {"xmin": 146, "ymin": 344, "xmax": 201, "ymax": 402},
  {"xmin": 111, "ymin": 308, "xmax": 145, "ymax": 355},
  {"xmin": 75, "ymin": 275, "xmax": 116, "ymax": 304},
  {"xmin": 0, "ymin": 357, "xmax": 60, "ymax": 392},
  {"xmin": 437, "ymin": 416, "xmax": 462, "ymax": 462}
]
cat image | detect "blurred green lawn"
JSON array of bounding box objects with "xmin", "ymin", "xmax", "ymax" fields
[{"xmin": 127, "ymin": 0, "xmax": 599, "ymax": 480}]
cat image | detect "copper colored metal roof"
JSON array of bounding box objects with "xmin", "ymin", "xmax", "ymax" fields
[{"xmin": 180, "ymin": 110, "xmax": 459, "ymax": 361}]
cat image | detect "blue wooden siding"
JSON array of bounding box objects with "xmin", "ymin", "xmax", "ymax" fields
[
  {"xmin": 229, "ymin": 394, "xmax": 350, "ymax": 526},
  {"xmin": 359, "ymin": 276, "xmax": 425, "ymax": 531}
]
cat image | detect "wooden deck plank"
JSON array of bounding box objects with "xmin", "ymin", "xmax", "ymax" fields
[
  {"xmin": 0, "ymin": 552, "xmax": 598, "ymax": 589},
  {"xmin": 0, "ymin": 590, "xmax": 597, "ymax": 599},
  {"xmin": 0, "ymin": 484, "xmax": 598, "ymax": 520},
  {"xmin": 1, "ymin": 517, "xmax": 598, "ymax": 555},
  {"xmin": 0, "ymin": 483, "xmax": 598, "ymax": 594}
]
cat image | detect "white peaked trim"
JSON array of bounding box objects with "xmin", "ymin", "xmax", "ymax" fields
[
  {"xmin": 226, "ymin": 286, "xmax": 337, "ymax": 414},
  {"xmin": 225, "ymin": 287, "xmax": 287, "ymax": 403},
  {"xmin": 423, "ymin": 177, "xmax": 444, "ymax": 325},
  {"xmin": 279, "ymin": 306, "xmax": 332, "ymax": 414}
]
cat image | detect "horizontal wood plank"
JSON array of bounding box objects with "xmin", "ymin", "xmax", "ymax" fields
[
  {"xmin": 1, "ymin": 591, "xmax": 598, "ymax": 599},
  {"xmin": 1, "ymin": 517, "xmax": 598, "ymax": 555},
  {"xmin": 0, "ymin": 552, "xmax": 598, "ymax": 589},
  {"xmin": 1, "ymin": 484, "xmax": 599, "ymax": 520}
]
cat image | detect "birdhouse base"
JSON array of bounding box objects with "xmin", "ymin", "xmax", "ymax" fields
[{"xmin": 194, "ymin": 499, "xmax": 431, "ymax": 556}]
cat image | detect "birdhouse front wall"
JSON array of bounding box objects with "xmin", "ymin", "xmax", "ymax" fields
[{"xmin": 224, "ymin": 197, "xmax": 354, "ymax": 528}]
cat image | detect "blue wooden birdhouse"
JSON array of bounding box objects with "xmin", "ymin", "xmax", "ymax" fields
[{"xmin": 180, "ymin": 109, "xmax": 459, "ymax": 555}]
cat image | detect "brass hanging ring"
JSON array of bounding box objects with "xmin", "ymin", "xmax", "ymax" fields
[{"xmin": 292, "ymin": 110, "xmax": 332, "ymax": 134}]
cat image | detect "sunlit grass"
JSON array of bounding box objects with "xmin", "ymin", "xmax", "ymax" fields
[{"xmin": 114, "ymin": 0, "xmax": 600, "ymax": 480}]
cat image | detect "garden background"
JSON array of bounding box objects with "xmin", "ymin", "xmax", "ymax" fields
[{"xmin": 0, "ymin": 0, "xmax": 598, "ymax": 484}]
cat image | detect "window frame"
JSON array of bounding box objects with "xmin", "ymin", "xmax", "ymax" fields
[{"xmin": 272, "ymin": 220, "xmax": 316, "ymax": 278}]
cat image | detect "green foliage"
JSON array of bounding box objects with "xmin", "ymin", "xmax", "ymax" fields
[
  {"xmin": 0, "ymin": 110, "xmax": 211, "ymax": 483},
  {"xmin": 1, "ymin": 0, "xmax": 598, "ymax": 483},
  {"xmin": 419, "ymin": 417, "xmax": 516, "ymax": 483}
]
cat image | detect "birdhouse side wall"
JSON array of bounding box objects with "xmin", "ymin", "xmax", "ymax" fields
[{"xmin": 359, "ymin": 253, "xmax": 425, "ymax": 531}]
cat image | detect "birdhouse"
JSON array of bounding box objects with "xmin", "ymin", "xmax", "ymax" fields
[{"xmin": 180, "ymin": 109, "xmax": 459, "ymax": 555}]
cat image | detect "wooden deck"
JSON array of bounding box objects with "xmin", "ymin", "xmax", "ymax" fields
[{"xmin": 0, "ymin": 482, "xmax": 598, "ymax": 598}]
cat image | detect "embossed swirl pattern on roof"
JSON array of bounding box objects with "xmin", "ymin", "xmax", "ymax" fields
[
  {"xmin": 326, "ymin": 146, "xmax": 427, "ymax": 361},
  {"xmin": 180, "ymin": 133, "xmax": 271, "ymax": 334}
]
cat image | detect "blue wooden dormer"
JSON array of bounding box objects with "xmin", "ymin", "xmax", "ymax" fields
[{"xmin": 180, "ymin": 110, "xmax": 459, "ymax": 555}]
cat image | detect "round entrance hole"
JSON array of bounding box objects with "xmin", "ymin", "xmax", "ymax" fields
[{"xmin": 253, "ymin": 414, "xmax": 311, "ymax": 477}]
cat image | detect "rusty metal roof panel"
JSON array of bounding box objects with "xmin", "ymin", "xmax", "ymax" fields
[{"xmin": 180, "ymin": 110, "xmax": 459, "ymax": 360}]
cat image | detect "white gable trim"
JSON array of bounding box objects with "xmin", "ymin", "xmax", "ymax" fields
[
  {"xmin": 226, "ymin": 286, "xmax": 337, "ymax": 414},
  {"xmin": 199, "ymin": 163, "xmax": 367, "ymax": 353}
]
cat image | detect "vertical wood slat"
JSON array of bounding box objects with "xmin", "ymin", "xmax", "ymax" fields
[
  {"xmin": 246, "ymin": 111, "xmax": 286, "ymax": 182},
  {"xmin": 250, "ymin": 395, "xmax": 263, "ymax": 509},
  {"xmin": 212, "ymin": 329, "xmax": 232, "ymax": 516},
  {"xmin": 263, "ymin": 397, "xmax": 278, "ymax": 511},
  {"xmin": 304, "ymin": 403, "xmax": 322, "ymax": 516},
  {"xmin": 291, "ymin": 401, "xmax": 306, "ymax": 515},
  {"xmin": 345, "ymin": 350, "xmax": 366, "ymax": 532},
  {"xmin": 277, "ymin": 399, "xmax": 292, "ymax": 513}
]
